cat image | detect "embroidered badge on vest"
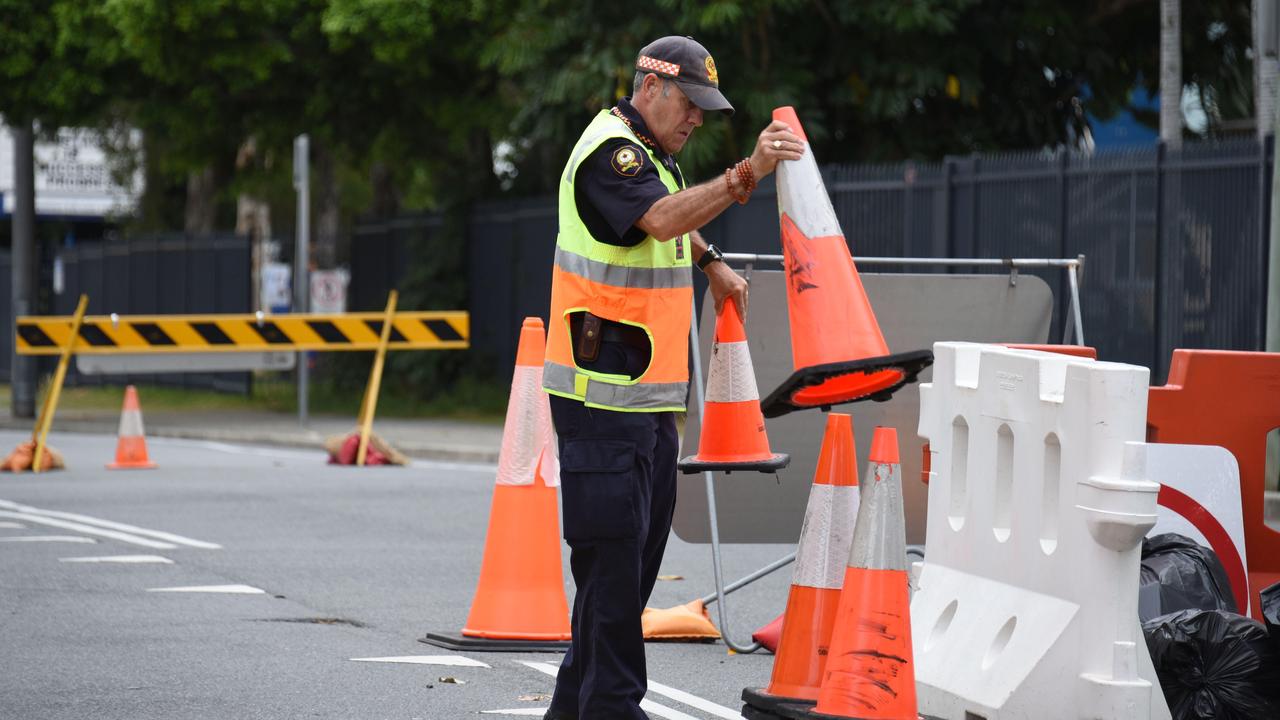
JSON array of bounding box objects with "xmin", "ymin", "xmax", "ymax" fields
[{"xmin": 611, "ymin": 145, "xmax": 644, "ymax": 177}]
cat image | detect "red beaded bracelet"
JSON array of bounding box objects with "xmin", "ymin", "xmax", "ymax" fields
[{"xmin": 724, "ymin": 167, "xmax": 748, "ymax": 205}]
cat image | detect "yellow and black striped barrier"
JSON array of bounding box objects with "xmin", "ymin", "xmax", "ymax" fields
[
  {"xmin": 16, "ymin": 309, "xmax": 469, "ymax": 355},
  {"xmin": 15, "ymin": 292, "xmax": 467, "ymax": 469}
]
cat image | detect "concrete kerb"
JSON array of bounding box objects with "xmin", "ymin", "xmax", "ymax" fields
[{"xmin": 0, "ymin": 412, "xmax": 503, "ymax": 465}]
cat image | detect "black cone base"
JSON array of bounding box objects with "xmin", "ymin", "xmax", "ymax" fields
[
  {"xmin": 741, "ymin": 687, "xmax": 816, "ymax": 719},
  {"xmin": 678, "ymin": 453, "xmax": 790, "ymax": 475},
  {"xmin": 419, "ymin": 631, "xmax": 569, "ymax": 653},
  {"xmin": 760, "ymin": 349, "xmax": 934, "ymax": 419}
]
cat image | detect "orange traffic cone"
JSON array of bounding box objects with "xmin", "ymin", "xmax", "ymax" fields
[
  {"xmin": 743, "ymin": 413, "xmax": 861, "ymax": 718},
  {"xmin": 107, "ymin": 386, "xmax": 156, "ymax": 470},
  {"xmin": 420, "ymin": 318, "xmax": 571, "ymax": 651},
  {"xmin": 808, "ymin": 427, "xmax": 917, "ymax": 720},
  {"xmin": 760, "ymin": 107, "xmax": 931, "ymax": 419},
  {"xmin": 680, "ymin": 298, "xmax": 789, "ymax": 474}
]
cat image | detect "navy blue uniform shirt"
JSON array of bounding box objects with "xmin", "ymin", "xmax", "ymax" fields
[{"xmin": 574, "ymin": 98, "xmax": 686, "ymax": 247}]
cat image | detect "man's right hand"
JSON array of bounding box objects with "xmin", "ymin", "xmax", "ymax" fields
[{"xmin": 749, "ymin": 120, "xmax": 805, "ymax": 177}]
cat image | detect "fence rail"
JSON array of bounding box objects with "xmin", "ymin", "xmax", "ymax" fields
[{"xmin": 351, "ymin": 137, "xmax": 1274, "ymax": 384}]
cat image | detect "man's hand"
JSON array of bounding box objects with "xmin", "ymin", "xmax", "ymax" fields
[
  {"xmin": 749, "ymin": 120, "xmax": 805, "ymax": 178},
  {"xmin": 706, "ymin": 260, "xmax": 748, "ymax": 320}
]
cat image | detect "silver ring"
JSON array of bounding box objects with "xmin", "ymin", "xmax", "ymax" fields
[{"xmin": 772, "ymin": 139, "xmax": 782, "ymax": 150}]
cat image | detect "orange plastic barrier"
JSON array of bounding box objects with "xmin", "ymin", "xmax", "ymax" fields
[
  {"xmin": 681, "ymin": 298, "xmax": 788, "ymax": 473},
  {"xmin": 1147, "ymin": 350, "xmax": 1280, "ymax": 620}
]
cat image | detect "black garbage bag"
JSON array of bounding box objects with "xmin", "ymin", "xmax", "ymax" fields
[
  {"xmin": 1139, "ymin": 533, "xmax": 1237, "ymax": 622},
  {"xmin": 1263, "ymin": 581, "xmax": 1280, "ymax": 656},
  {"xmin": 1143, "ymin": 609, "xmax": 1280, "ymax": 720}
]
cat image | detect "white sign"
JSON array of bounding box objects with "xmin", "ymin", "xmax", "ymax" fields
[
  {"xmin": 310, "ymin": 268, "xmax": 349, "ymax": 314},
  {"xmin": 261, "ymin": 262, "xmax": 292, "ymax": 312},
  {"xmin": 0, "ymin": 126, "xmax": 142, "ymax": 217}
]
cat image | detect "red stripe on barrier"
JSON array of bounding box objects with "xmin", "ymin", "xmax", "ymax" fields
[{"xmin": 1156, "ymin": 484, "xmax": 1250, "ymax": 613}]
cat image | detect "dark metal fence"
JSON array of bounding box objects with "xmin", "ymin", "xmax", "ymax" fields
[
  {"xmin": 351, "ymin": 138, "xmax": 1274, "ymax": 384},
  {"xmin": 0, "ymin": 234, "xmax": 253, "ymax": 393}
]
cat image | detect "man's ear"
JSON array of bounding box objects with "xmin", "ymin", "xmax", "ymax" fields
[{"xmin": 642, "ymin": 72, "xmax": 659, "ymax": 99}]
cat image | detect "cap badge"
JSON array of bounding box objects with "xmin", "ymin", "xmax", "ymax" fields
[{"xmin": 705, "ymin": 56, "xmax": 718, "ymax": 85}]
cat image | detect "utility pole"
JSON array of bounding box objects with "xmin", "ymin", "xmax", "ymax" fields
[
  {"xmin": 10, "ymin": 122, "xmax": 37, "ymax": 419},
  {"xmin": 1160, "ymin": 0, "xmax": 1182, "ymax": 149},
  {"xmin": 293, "ymin": 134, "xmax": 310, "ymax": 425},
  {"xmin": 1259, "ymin": 0, "xmax": 1280, "ymax": 140}
]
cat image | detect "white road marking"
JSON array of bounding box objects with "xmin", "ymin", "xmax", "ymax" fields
[
  {"xmin": 147, "ymin": 584, "xmax": 265, "ymax": 594},
  {"xmin": 60, "ymin": 555, "xmax": 173, "ymax": 564},
  {"xmin": 0, "ymin": 499, "xmax": 220, "ymax": 549},
  {"xmin": 0, "ymin": 521, "xmax": 25, "ymax": 529},
  {"xmin": 0, "ymin": 535, "xmax": 96, "ymax": 543},
  {"xmin": 520, "ymin": 661, "xmax": 702, "ymax": 720},
  {"xmin": 0, "ymin": 510, "xmax": 177, "ymax": 549},
  {"xmin": 350, "ymin": 655, "xmax": 490, "ymax": 668},
  {"xmin": 647, "ymin": 680, "xmax": 745, "ymax": 720},
  {"xmin": 480, "ymin": 710, "xmax": 547, "ymax": 716}
]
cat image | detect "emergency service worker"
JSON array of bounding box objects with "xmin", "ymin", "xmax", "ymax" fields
[{"xmin": 542, "ymin": 35, "xmax": 805, "ymax": 719}]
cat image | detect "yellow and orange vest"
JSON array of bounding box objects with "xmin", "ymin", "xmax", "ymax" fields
[{"xmin": 543, "ymin": 110, "xmax": 693, "ymax": 412}]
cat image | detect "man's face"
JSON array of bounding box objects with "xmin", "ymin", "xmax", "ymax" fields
[{"xmin": 643, "ymin": 75, "xmax": 704, "ymax": 154}]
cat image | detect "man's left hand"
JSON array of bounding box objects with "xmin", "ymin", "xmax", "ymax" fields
[{"xmin": 705, "ymin": 261, "xmax": 748, "ymax": 320}]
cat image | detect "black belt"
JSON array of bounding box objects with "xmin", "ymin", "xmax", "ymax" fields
[
  {"xmin": 571, "ymin": 312, "xmax": 650, "ymax": 351},
  {"xmin": 599, "ymin": 323, "xmax": 650, "ymax": 350}
]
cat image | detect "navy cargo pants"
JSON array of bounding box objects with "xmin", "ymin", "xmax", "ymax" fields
[{"xmin": 546, "ymin": 340, "xmax": 679, "ymax": 720}]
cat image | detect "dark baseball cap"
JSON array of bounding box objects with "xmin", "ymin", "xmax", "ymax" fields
[{"xmin": 636, "ymin": 36, "xmax": 734, "ymax": 116}]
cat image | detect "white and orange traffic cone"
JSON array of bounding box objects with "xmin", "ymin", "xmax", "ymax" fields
[
  {"xmin": 743, "ymin": 413, "xmax": 861, "ymax": 718},
  {"xmin": 680, "ymin": 297, "xmax": 788, "ymax": 474},
  {"xmin": 107, "ymin": 386, "xmax": 156, "ymax": 470},
  {"xmin": 760, "ymin": 106, "xmax": 931, "ymax": 419},
  {"xmin": 420, "ymin": 318, "xmax": 571, "ymax": 651},
  {"xmin": 808, "ymin": 427, "xmax": 918, "ymax": 720}
]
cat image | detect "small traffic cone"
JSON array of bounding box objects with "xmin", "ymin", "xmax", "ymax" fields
[
  {"xmin": 808, "ymin": 427, "xmax": 917, "ymax": 720},
  {"xmin": 743, "ymin": 413, "xmax": 861, "ymax": 718},
  {"xmin": 107, "ymin": 386, "xmax": 156, "ymax": 470},
  {"xmin": 760, "ymin": 107, "xmax": 931, "ymax": 419},
  {"xmin": 420, "ymin": 318, "xmax": 571, "ymax": 651},
  {"xmin": 679, "ymin": 298, "xmax": 789, "ymax": 474}
]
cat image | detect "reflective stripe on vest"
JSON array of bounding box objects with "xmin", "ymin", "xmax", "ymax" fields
[{"xmin": 543, "ymin": 110, "xmax": 693, "ymax": 412}]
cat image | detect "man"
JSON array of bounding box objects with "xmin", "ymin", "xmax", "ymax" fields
[{"xmin": 542, "ymin": 35, "xmax": 804, "ymax": 719}]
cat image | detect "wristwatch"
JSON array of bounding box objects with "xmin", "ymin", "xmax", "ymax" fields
[{"xmin": 696, "ymin": 243, "xmax": 724, "ymax": 271}]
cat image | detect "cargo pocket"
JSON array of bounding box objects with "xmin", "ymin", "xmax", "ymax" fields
[{"xmin": 559, "ymin": 439, "xmax": 638, "ymax": 541}]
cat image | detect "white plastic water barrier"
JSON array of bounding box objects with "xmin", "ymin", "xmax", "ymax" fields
[{"xmin": 913, "ymin": 343, "xmax": 1172, "ymax": 720}]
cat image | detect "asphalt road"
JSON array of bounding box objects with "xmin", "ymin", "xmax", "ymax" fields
[{"xmin": 0, "ymin": 431, "xmax": 795, "ymax": 720}]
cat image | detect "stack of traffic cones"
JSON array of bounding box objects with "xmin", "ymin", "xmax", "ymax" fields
[
  {"xmin": 421, "ymin": 318, "xmax": 571, "ymax": 651},
  {"xmin": 808, "ymin": 427, "xmax": 918, "ymax": 720},
  {"xmin": 743, "ymin": 413, "xmax": 861, "ymax": 719},
  {"xmin": 107, "ymin": 385, "xmax": 156, "ymax": 470},
  {"xmin": 680, "ymin": 297, "xmax": 789, "ymax": 474},
  {"xmin": 760, "ymin": 106, "xmax": 931, "ymax": 419}
]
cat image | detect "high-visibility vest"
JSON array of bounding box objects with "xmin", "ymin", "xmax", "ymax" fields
[{"xmin": 543, "ymin": 110, "xmax": 693, "ymax": 412}]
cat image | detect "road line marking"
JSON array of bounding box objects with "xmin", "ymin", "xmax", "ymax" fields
[
  {"xmin": 60, "ymin": 555, "xmax": 173, "ymax": 564},
  {"xmin": 480, "ymin": 710, "xmax": 547, "ymax": 716},
  {"xmin": 350, "ymin": 655, "xmax": 490, "ymax": 668},
  {"xmin": 647, "ymin": 679, "xmax": 745, "ymax": 720},
  {"xmin": 180, "ymin": 439, "xmax": 498, "ymax": 473},
  {"xmin": 0, "ymin": 521, "xmax": 25, "ymax": 529},
  {"xmin": 0, "ymin": 535, "xmax": 96, "ymax": 543},
  {"xmin": 0, "ymin": 510, "xmax": 177, "ymax": 549},
  {"xmin": 519, "ymin": 661, "xmax": 702, "ymax": 720},
  {"xmin": 0, "ymin": 499, "xmax": 220, "ymax": 549},
  {"xmin": 147, "ymin": 584, "xmax": 265, "ymax": 594}
]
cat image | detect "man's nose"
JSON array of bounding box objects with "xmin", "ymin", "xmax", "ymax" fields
[{"xmin": 689, "ymin": 107, "xmax": 703, "ymax": 127}]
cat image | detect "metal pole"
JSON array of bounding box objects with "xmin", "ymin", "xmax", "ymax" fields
[
  {"xmin": 699, "ymin": 552, "xmax": 796, "ymax": 606},
  {"xmin": 11, "ymin": 122, "xmax": 37, "ymax": 419},
  {"xmin": 689, "ymin": 302, "xmax": 762, "ymax": 654},
  {"xmin": 293, "ymin": 134, "xmax": 310, "ymax": 425}
]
